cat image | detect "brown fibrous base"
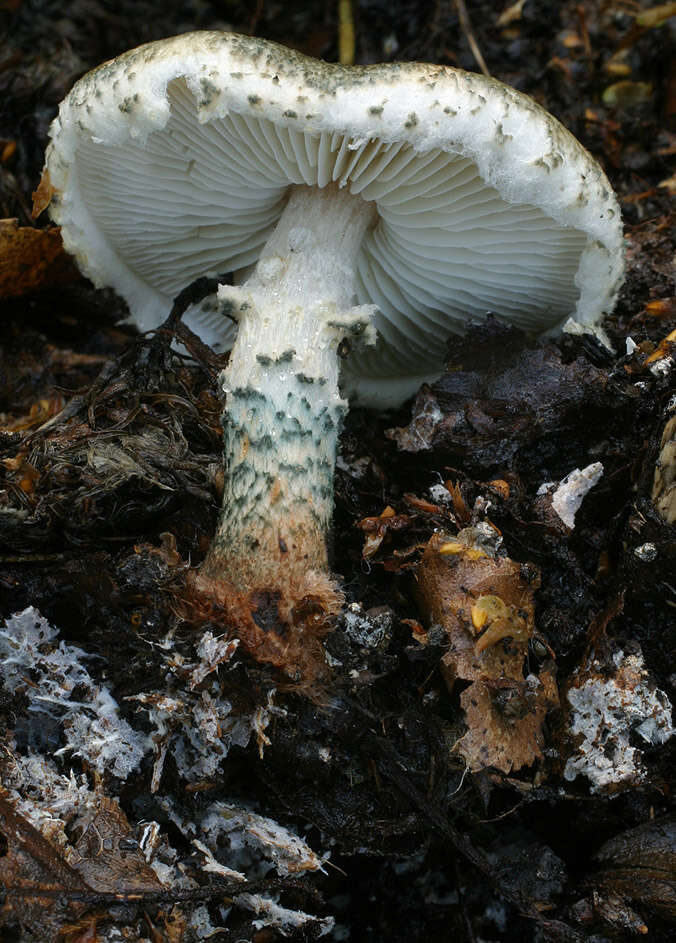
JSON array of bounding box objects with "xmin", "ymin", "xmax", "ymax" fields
[{"xmin": 181, "ymin": 564, "xmax": 343, "ymax": 693}]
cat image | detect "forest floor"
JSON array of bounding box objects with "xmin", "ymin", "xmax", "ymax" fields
[{"xmin": 0, "ymin": 1, "xmax": 675, "ymax": 941}]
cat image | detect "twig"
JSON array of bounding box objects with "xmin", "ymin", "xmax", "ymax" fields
[
  {"xmin": 338, "ymin": 0, "xmax": 356, "ymax": 65},
  {"xmin": 248, "ymin": 0, "xmax": 264, "ymax": 35},
  {"xmin": 455, "ymin": 0, "xmax": 490, "ymax": 77},
  {"xmin": 363, "ymin": 732, "xmax": 587, "ymax": 941}
]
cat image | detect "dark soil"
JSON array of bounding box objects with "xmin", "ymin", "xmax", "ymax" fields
[{"xmin": 1, "ymin": 1, "xmax": 675, "ymax": 941}]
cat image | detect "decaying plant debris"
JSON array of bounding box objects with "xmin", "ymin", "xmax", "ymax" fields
[
  {"xmin": 1, "ymin": 1, "xmax": 675, "ymax": 941},
  {"xmin": 414, "ymin": 529, "xmax": 559, "ymax": 775}
]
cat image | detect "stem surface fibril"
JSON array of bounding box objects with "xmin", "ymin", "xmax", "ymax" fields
[{"xmin": 202, "ymin": 184, "xmax": 377, "ymax": 595}]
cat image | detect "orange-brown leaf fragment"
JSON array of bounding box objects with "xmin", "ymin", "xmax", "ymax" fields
[
  {"xmin": 31, "ymin": 168, "xmax": 55, "ymax": 218},
  {"xmin": 645, "ymin": 326, "xmax": 676, "ymax": 364},
  {"xmin": 0, "ymin": 793, "xmax": 89, "ymax": 935},
  {"xmin": 645, "ymin": 298, "xmax": 676, "ymax": 319},
  {"xmin": 458, "ymin": 670, "xmax": 559, "ymax": 773},
  {"xmin": 652, "ymin": 414, "xmax": 676, "ymax": 524},
  {"xmin": 2, "ymin": 395, "xmax": 66, "ymax": 433},
  {"xmin": 0, "ymin": 218, "xmax": 78, "ymax": 298},
  {"xmin": 415, "ymin": 532, "xmax": 538, "ymax": 688},
  {"xmin": 356, "ymin": 507, "xmax": 412, "ymax": 559},
  {"xmin": 415, "ymin": 531, "xmax": 558, "ymax": 774}
]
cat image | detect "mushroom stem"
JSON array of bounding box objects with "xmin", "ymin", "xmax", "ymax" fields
[{"xmin": 201, "ymin": 184, "xmax": 377, "ymax": 595}]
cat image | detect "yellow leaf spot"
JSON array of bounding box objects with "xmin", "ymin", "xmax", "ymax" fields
[
  {"xmin": 464, "ymin": 548, "xmax": 487, "ymax": 561},
  {"xmin": 471, "ymin": 595, "xmax": 508, "ymax": 632}
]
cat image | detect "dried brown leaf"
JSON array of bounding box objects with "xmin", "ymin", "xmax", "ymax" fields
[
  {"xmin": 0, "ymin": 793, "xmax": 88, "ymax": 937},
  {"xmin": 457, "ymin": 670, "xmax": 559, "ymax": 774},
  {"xmin": 652, "ymin": 413, "xmax": 676, "ymax": 524},
  {"xmin": 0, "ymin": 218, "xmax": 77, "ymax": 298},
  {"xmin": 496, "ymin": 0, "xmax": 526, "ymax": 28},
  {"xmin": 591, "ymin": 891, "xmax": 649, "ymax": 935},
  {"xmin": 356, "ymin": 506, "xmax": 412, "ymax": 559},
  {"xmin": 636, "ymin": 2, "xmax": 676, "ymax": 29},
  {"xmin": 69, "ymin": 794, "xmax": 164, "ymax": 894},
  {"xmin": 415, "ymin": 532, "xmax": 558, "ymax": 774},
  {"xmin": 415, "ymin": 532, "xmax": 538, "ymax": 688},
  {"xmin": 388, "ymin": 324, "xmax": 606, "ymax": 475},
  {"xmin": 1, "ymin": 395, "xmax": 67, "ymax": 432},
  {"xmin": 31, "ymin": 168, "xmax": 55, "ymax": 217},
  {"xmin": 594, "ymin": 818, "xmax": 676, "ymax": 920}
]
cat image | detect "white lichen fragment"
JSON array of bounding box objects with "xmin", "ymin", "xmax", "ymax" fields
[
  {"xmin": 633, "ymin": 542, "xmax": 657, "ymax": 562},
  {"xmin": 0, "ymin": 607, "xmax": 148, "ymax": 778},
  {"xmin": 4, "ymin": 753, "xmax": 179, "ymax": 890},
  {"xmin": 342, "ymin": 602, "xmax": 392, "ymax": 649},
  {"xmin": 235, "ymin": 893, "xmax": 335, "ymax": 937},
  {"xmin": 564, "ymin": 649, "xmax": 674, "ymax": 793},
  {"xmin": 186, "ymin": 904, "xmax": 229, "ymax": 940},
  {"xmin": 133, "ymin": 689, "xmax": 257, "ymax": 789},
  {"xmin": 539, "ymin": 461, "xmax": 604, "ymax": 529},
  {"xmin": 649, "ymin": 356, "xmax": 674, "ymax": 380},
  {"xmin": 388, "ymin": 392, "xmax": 444, "ymax": 451},
  {"xmin": 201, "ymin": 802, "xmax": 325, "ymax": 878},
  {"xmin": 252, "ymin": 687, "xmax": 284, "ymax": 758},
  {"xmin": 4, "ymin": 753, "xmax": 100, "ymax": 855},
  {"xmin": 428, "ymin": 482, "xmax": 454, "ymax": 505},
  {"xmin": 192, "ymin": 838, "xmax": 247, "ymax": 882},
  {"xmin": 189, "ymin": 631, "xmax": 239, "ymax": 688}
]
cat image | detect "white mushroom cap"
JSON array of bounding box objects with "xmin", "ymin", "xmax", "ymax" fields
[{"xmin": 45, "ymin": 31, "xmax": 623, "ymax": 408}]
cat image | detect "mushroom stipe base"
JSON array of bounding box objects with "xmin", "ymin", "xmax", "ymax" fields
[
  {"xmin": 188, "ymin": 567, "xmax": 343, "ymax": 688},
  {"xmin": 191, "ymin": 184, "xmax": 376, "ymax": 678}
]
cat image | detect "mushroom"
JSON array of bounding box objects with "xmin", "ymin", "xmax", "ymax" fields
[{"xmin": 41, "ymin": 32, "xmax": 623, "ymax": 669}]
